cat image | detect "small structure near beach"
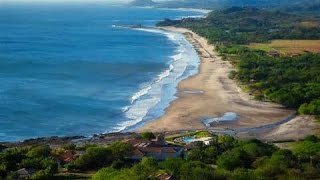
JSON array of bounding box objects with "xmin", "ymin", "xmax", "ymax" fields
[
  {"xmin": 180, "ymin": 136, "xmax": 213, "ymax": 145},
  {"xmin": 127, "ymin": 134, "xmax": 184, "ymax": 160},
  {"xmin": 173, "ymin": 131, "xmax": 215, "ymax": 146},
  {"xmin": 55, "ymin": 150, "xmax": 77, "ymax": 165},
  {"xmin": 16, "ymin": 168, "xmax": 36, "ymax": 179}
]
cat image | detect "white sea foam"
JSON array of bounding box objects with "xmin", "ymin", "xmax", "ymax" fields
[
  {"xmin": 121, "ymin": 106, "xmax": 130, "ymax": 113},
  {"xmin": 156, "ymin": 64, "xmax": 173, "ymax": 83},
  {"xmin": 109, "ymin": 28, "xmax": 200, "ymax": 132},
  {"xmin": 130, "ymin": 84, "xmax": 152, "ymax": 103}
]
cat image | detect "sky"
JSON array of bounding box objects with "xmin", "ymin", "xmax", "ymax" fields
[
  {"xmin": 1, "ymin": 0, "xmax": 169, "ymax": 3},
  {"xmin": 1, "ymin": 0, "xmax": 131, "ymax": 3}
]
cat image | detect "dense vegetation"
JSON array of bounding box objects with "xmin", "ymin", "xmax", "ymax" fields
[
  {"xmin": 158, "ymin": 7, "xmax": 320, "ymax": 44},
  {"xmin": 235, "ymin": 50, "xmax": 320, "ymax": 111},
  {"xmin": 66, "ymin": 142, "xmax": 133, "ymax": 171},
  {"xmin": 130, "ymin": 0, "xmax": 320, "ymax": 15},
  {"xmin": 158, "ymin": 7, "xmax": 320, "ymax": 118},
  {"xmin": 0, "ymin": 145, "xmax": 58, "ymax": 179},
  {"xmin": 1, "ymin": 134, "xmax": 320, "ymax": 179},
  {"xmin": 91, "ymin": 135, "xmax": 320, "ymax": 180},
  {"xmin": 282, "ymin": 0, "xmax": 320, "ymax": 16}
]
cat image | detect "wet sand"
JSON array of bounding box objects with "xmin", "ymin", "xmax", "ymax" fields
[{"xmin": 139, "ymin": 27, "xmax": 294, "ymax": 132}]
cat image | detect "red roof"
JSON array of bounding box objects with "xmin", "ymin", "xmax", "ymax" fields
[
  {"xmin": 126, "ymin": 139, "xmax": 152, "ymax": 147},
  {"xmin": 57, "ymin": 151, "xmax": 76, "ymax": 163},
  {"xmin": 126, "ymin": 137, "xmax": 183, "ymax": 159},
  {"xmin": 132, "ymin": 149, "xmax": 145, "ymax": 156},
  {"xmin": 140, "ymin": 147, "xmax": 178, "ymax": 154}
]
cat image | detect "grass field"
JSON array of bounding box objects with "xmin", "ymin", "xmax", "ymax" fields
[
  {"xmin": 248, "ymin": 40, "xmax": 320, "ymax": 56},
  {"xmin": 300, "ymin": 21, "xmax": 320, "ymax": 28}
]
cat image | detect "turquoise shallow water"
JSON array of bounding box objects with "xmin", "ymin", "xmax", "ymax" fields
[{"xmin": 0, "ymin": 3, "xmax": 202, "ymax": 141}]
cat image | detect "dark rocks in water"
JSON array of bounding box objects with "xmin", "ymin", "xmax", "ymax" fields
[
  {"xmin": 1, "ymin": 136, "xmax": 85, "ymax": 148},
  {"xmin": 0, "ymin": 144, "xmax": 7, "ymax": 151},
  {"xmin": 1, "ymin": 132, "xmax": 139, "ymax": 148},
  {"xmin": 113, "ymin": 24, "xmax": 145, "ymax": 29}
]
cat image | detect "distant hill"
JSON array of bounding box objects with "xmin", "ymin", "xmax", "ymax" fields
[
  {"xmin": 157, "ymin": 0, "xmax": 222, "ymax": 9},
  {"xmin": 282, "ymin": 0, "xmax": 320, "ymax": 16},
  {"xmin": 129, "ymin": 0, "xmax": 223, "ymax": 9},
  {"xmin": 130, "ymin": 0, "xmax": 157, "ymax": 7},
  {"xmin": 128, "ymin": 0, "xmax": 319, "ymax": 12},
  {"xmin": 158, "ymin": 6, "xmax": 320, "ymax": 43}
]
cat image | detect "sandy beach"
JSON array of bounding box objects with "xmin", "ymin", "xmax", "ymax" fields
[{"xmin": 139, "ymin": 27, "xmax": 294, "ymax": 132}]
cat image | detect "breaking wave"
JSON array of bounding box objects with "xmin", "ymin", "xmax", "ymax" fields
[{"xmin": 110, "ymin": 27, "xmax": 200, "ymax": 132}]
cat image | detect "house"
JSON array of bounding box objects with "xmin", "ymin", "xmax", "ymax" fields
[
  {"xmin": 55, "ymin": 150, "xmax": 76, "ymax": 165},
  {"xmin": 16, "ymin": 168, "xmax": 36, "ymax": 179},
  {"xmin": 184, "ymin": 141, "xmax": 204, "ymax": 151},
  {"xmin": 127, "ymin": 134, "xmax": 184, "ymax": 160}
]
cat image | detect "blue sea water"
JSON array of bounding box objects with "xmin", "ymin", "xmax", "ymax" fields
[{"xmin": 0, "ymin": 2, "xmax": 202, "ymax": 141}]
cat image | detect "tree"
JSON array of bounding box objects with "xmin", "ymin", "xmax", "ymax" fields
[
  {"xmin": 204, "ymin": 146, "xmax": 219, "ymax": 163},
  {"xmin": 299, "ymin": 99, "xmax": 320, "ymax": 115},
  {"xmin": 217, "ymin": 148, "xmax": 249, "ymax": 170},
  {"xmin": 31, "ymin": 169, "xmax": 55, "ymax": 180},
  {"xmin": 107, "ymin": 142, "xmax": 133, "ymax": 160},
  {"xmin": 27, "ymin": 145, "xmax": 51, "ymax": 158},
  {"xmin": 62, "ymin": 143, "xmax": 76, "ymax": 151},
  {"xmin": 231, "ymin": 168, "xmax": 254, "ymax": 180},
  {"xmin": 304, "ymin": 135, "xmax": 319, "ymax": 143},
  {"xmin": 74, "ymin": 147, "xmax": 112, "ymax": 170},
  {"xmin": 160, "ymin": 158, "xmax": 184, "ymax": 176},
  {"xmin": 179, "ymin": 161, "xmax": 215, "ymax": 180},
  {"xmin": 140, "ymin": 132, "xmax": 156, "ymax": 140},
  {"xmin": 293, "ymin": 141, "xmax": 320, "ymax": 158},
  {"xmin": 187, "ymin": 149, "xmax": 204, "ymax": 161},
  {"xmin": 92, "ymin": 167, "xmax": 123, "ymax": 180},
  {"xmin": 218, "ymin": 135, "xmax": 237, "ymax": 150}
]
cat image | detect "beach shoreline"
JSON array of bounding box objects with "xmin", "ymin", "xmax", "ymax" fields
[{"xmin": 138, "ymin": 26, "xmax": 295, "ymax": 133}]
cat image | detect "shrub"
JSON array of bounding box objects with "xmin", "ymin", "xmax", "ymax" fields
[
  {"xmin": 217, "ymin": 148, "xmax": 249, "ymax": 170},
  {"xmin": 140, "ymin": 132, "xmax": 156, "ymax": 140},
  {"xmin": 74, "ymin": 147, "xmax": 112, "ymax": 170},
  {"xmin": 27, "ymin": 145, "xmax": 51, "ymax": 158}
]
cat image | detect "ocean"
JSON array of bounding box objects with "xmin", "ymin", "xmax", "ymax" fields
[{"xmin": 0, "ymin": 2, "xmax": 202, "ymax": 141}]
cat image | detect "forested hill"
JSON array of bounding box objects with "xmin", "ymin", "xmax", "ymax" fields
[
  {"xmin": 129, "ymin": 0, "xmax": 157, "ymax": 6},
  {"xmin": 282, "ymin": 0, "xmax": 320, "ymax": 17},
  {"xmin": 129, "ymin": 0, "xmax": 320, "ymax": 14},
  {"xmin": 158, "ymin": 7, "xmax": 320, "ymax": 44}
]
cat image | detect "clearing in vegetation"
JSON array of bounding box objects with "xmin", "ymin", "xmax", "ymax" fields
[{"xmin": 249, "ymin": 40, "xmax": 320, "ymax": 56}]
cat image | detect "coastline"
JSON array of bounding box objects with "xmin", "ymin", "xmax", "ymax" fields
[
  {"xmin": 116, "ymin": 27, "xmax": 200, "ymax": 132},
  {"xmin": 0, "ymin": 7, "xmax": 208, "ymax": 142},
  {"xmin": 2, "ymin": 27, "xmax": 317, "ymax": 145},
  {"xmin": 139, "ymin": 26, "xmax": 295, "ymax": 132}
]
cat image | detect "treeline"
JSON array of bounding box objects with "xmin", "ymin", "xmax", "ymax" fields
[
  {"xmin": 282, "ymin": 0, "xmax": 320, "ymax": 16},
  {"xmin": 0, "ymin": 145, "xmax": 58, "ymax": 179},
  {"xmin": 131, "ymin": 0, "xmax": 320, "ymax": 15},
  {"xmin": 0, "ymin": 142, "xmax": 133, "ymax": 179},
  {"xmin": 158, "ymin": 7, "xmax": 320, "ymax": 44},
  {"xmin": 234, "ymin": 49, "xmax": 320, "ymax": 115},
  {"xmin": 92, "ymin": 135, "xmax": 320, "ymax": 179},
  {"xmin": 1, "ymin": 135, "xmax": 320, "ymax": 179}
]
